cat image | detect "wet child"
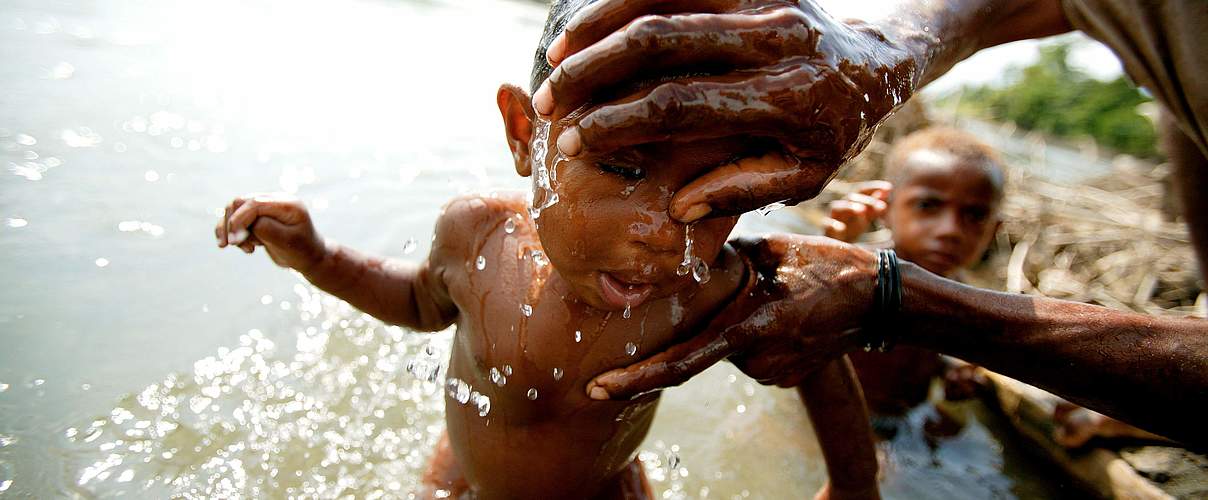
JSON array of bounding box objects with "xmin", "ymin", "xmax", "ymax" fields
[
  {"xmin": 821, "ymin": 127, "xmax": 1003, "ymax": 425},
  {"xmin": 213, "ymin": 2, "xmax": 878, "ymax": 498}
]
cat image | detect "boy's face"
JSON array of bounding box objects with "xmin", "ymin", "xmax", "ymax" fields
[
  {"xmin": 498, "ymin": 85, "xmax": 739, "ymax": 312},
  {"xmin": 885, "ymin": 153, "xmax": 1002, "ymax": 278}
]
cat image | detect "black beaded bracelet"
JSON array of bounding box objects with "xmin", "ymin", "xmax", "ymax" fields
[{"xmin": 861, "ymin": 249, "xmax": 902, "ymax": 352}]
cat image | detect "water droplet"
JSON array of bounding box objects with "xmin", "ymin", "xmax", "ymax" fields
[
  {"xmin": 504, "ymin": 217, "xmax": 516, "ymax": 234},
  {"xmin": 6, "ymin": 218, "xmax": 28, "ymax": 228},
  {"xmin": 574, "ymin": 330, "xmax": 582, "ymax": 343},
  {"xmin": 622, "ymin": 303, "xmax": 632, "ymax": 319},
  {"xmin": 402, "ymin": 237, "xmax": 418, "ymax": 254},
  {"xmin": 476, "ymin": 394, "xmax": 491, "ymax": 416},
  {"xmin": 94, "ymin": 257, "xmax": 109, "ymax": 268},
  {"xmin": 144, "ymin": 170, "xmax": 159, "ymax": 182},
  {"xmin": 526, "ymin": 388, "xmax": 538, "ymax": 400},
  {"xmin": 692, "ymin": 258, "xmax": 710, "ymax": 284},
  {"xmin": 667, "ymin": 450, "xmax": 681, "ymax": 470},
  {"xmin": 678, "ymin": 224, "xmax": 695, "ymax": 276},
  {"xmin": 625, "ymin": 342, "xmax": 638, "ymax": 356},
  {"xmin": 475, "ymin": 255, "xmax": 486, "ymax": 270},
  {"xmin": 756, "ymin": 201, "xmax": 787, "ymax": 216},
  {"xmin": 489, "ymin": 367, "xmax": 502, "ymax": 385},
  {"xmin": 455, "ymin": 380, "xmax": 471, "ymax": 404},
  {"xmin": 503, "ymin": 365, "xmax": 513, "ymax": 376},
  {"xmin": 530, "ymin": 250, "xmax": 547, "ymax": 267},
  {"xmin": 520, "ymin": 304, "xmax": 532, "ymax": 317},
  {"xmin": 552, "ymin": 368, "xmax": 563, "ymax": 381}
]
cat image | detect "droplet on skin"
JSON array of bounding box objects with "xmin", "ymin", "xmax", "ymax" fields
[
  {"xmin": 489, "ymin": 367, "xmax": 502, "ymax": 385},
  {"xmin": 402, "ymin": 237, "xmax": 417, "ymax": 254},
  {"xmin": 476, "ymin": 395, "xmax": 491, "ymax": 416},
  {"xmin": 503, "ymin": 365, "xmax": 513, "ymax": 377},
  {"xmin": 692, "ymin": 258, "xmax": 711, "ymax": 284},
  {"xmin": 678, "ymin": 223, "xmax": 695, "ymax": 276},
  {"xmin": 625, "ymin": 342, "xmax": 637, "ymax": 356},
  {"xmin": 475, "ymin": 255, "xmax": 486, "ymax": 270},
  {"xmin": 622, "ymin": 303, "xmax": 632, "ymax": 319},
  {"xmin": 520, "ymin": 304, "xmax": 532, "ymax": 317},
  {"xmin": 526, "ymin": 388, "xmax": 538, "ymax": 400},
  {"xmin": 552, "ymin": 368, "xmax": 563, "ymax": 381},
  {"xmin": 574, "ymin": 330, "xmax": 582, "ymax": 343},
  {"xmin": 504, "ymin": 217, "xmax": 516, "ymax": 234}
]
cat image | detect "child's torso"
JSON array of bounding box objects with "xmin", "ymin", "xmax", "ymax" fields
[{"xmin": 435, "ymin": 193, "xmax": 745, "ymax": 498}]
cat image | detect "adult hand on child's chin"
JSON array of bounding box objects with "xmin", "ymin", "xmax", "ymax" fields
[
  {"xmin": 586, "ymin": 235, "xmax": 878, "ymax": 400},
  {"xmin": 534, "ymin": 0, "xmax": 919, "ymax": 222}
]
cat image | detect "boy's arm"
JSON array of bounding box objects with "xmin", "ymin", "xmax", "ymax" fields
[
  {"xmin": 216, "ymin": 193, "xmax": 459, "ymax": 331},
  {"xmin": 797, "ymin": 356, "xmax": 880, "ymax": 500}
]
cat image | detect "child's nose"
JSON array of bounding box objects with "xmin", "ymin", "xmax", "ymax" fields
[
  {"xmin": 627, "ymin": 208, "xmax": 682, "ymax": 254},
  {"xmin": 934, "ymin": 209, "xmax": 965, "ymax": 242}
]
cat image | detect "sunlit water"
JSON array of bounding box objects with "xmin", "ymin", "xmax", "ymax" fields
[{"xmin": 1, "ymin": 0, "xmax": 1078, "ymax": 497}]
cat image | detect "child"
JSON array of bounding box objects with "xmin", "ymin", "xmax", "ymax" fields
[
  {"xmin": 214, "ymin": 1, "xmax": 879, "ymax": 497},
  {"xmin": 821, "ymin": 127, "xmax": 1003, "ymax": 421}
]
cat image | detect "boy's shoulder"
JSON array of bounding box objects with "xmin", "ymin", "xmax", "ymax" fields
[{"xmin": 431, "ymin": 190, "xmax": 529, "ymax": 264}]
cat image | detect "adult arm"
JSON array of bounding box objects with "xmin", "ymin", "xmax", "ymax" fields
[
  {"xmin": 587, "ymin": 235, "xmax": 1208, "ymax": 446},
  {"xmin": 535, "ymin": 0, "xmax": 1072, "ymax": 221}
]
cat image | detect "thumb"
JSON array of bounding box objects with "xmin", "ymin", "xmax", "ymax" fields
[
  {"xmin": 670, "ymin": 153, "xmax": 838, "ymax": 222},
  {"xmin": 586, "ymin": 322, "xmax": 749, "ymax": 401}
]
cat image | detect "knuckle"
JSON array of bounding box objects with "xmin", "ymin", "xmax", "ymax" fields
[{"xmin": 626, "ymin": 15, "xmax": 674, "ymax": 50}]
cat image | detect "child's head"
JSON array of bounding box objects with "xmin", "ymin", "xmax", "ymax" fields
[
  {"xmin": 882, "ymin": 127, "xmax": 1005, "ymax": 278},
  {"xmin": 494, "ymin": 0, "xmax": 751, "ymax": 312}
]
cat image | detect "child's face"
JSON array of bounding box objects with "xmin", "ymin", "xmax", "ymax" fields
[
  {"xmin": 498, "ymin": 85, "xmax": 739, "ymax": 312},
  {"xmin": 885, "ymin": 154, "xmax": 1002, "ymax": 278}
]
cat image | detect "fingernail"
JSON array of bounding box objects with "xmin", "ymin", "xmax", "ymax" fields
[
  {"xmin": 681, "ymin": 204, "xmax": 712, "ymax": 222},
  {"xmin": 588, "ymin": 385, "xmax": 610, "ymax": 401},
  {"xmin": 533, "ymin": 81, "xmax": 554, "ymax": 116},
  {"xmin": 547, "ymin": 33, "xmax": 567, "ymax": 65},
  {"xmin": 230, "ymin": 229, "xmax": 248, "ymax": 245},
  {"xmin": 557, "ymin": 126, "xmax": 581, "ymax": 157}
]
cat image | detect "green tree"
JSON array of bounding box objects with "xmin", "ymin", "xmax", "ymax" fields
[{"xmin": 947, "ymin": 42, "xmax": 1158, "ymax": 158}]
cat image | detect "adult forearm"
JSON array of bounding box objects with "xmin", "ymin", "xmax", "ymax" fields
[
  {"xmin": 879, "ymin": 0, "xmax": 1073, "ymax": 87},
  {"xmin": 301, "ymin": 242, "xmax": 454, "ymax": 331},
  {"xmin": 896, "ymin": 262, "xmax": 1208, "ymax": 445}
]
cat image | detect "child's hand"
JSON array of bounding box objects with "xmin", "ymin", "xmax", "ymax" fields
[
  {"xmin": 823, "ymin": 181, "xmax": 891, "ymax": 243},
  {"xmin": 215, "ymin": 193, "xmax": 326, "ymax": 271},
  {"xmin": 942, "ymin": 362, "xmax": 986, "ymax": 401}
]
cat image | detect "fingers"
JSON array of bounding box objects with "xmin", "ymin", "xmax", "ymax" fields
[
  {"xmin": 586, "ymin": 321, "xmax": 750, "ymax": 400},
  {"xmin": 670, "ymin": 153, "xmax": 838, "ymax": 222},
  {"xmin": 216, "ymin": 197, "xmax": 248, "ymax": 248},
  {"xmin": 547, "ymin": 0, "xmax": 744, "ymax": 65},
  {"xmin": 855, "ymin": 180, "xmax": 892, "ymax": 200},
  {"xmin": 537, "ymin": 9, "xmax": 793, "ymax": 119}
]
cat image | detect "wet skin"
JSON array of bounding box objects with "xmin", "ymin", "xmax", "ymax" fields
[{"xmin": 532, "ymin": 0, "xmax": 1071, "ymax": 222}]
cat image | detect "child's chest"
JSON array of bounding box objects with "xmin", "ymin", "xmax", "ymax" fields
[{"xmin": 444, "ymin": 251, "xmax": 696, "ymax": 418}]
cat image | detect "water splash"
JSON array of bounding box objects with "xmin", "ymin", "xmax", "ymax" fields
[
  {"xmin": 677, "ymin": 224, "xmax": 695, "ymax": 277},
  {"xmin": 692, "ymin": 259, "xmax": 711, "ymax": 285},
  {"xmin": 756, "ymin": 201, "xmax": 788, "ymax": 216},
  {"xmin": 402, "ymin": 237, "xmax": 418, "ymax": 254},
  {"xmin": 527, "ymin": 120, "xmax": 558, "ymax": 219}
]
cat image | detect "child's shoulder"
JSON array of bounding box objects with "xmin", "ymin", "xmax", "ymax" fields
[{"xmin": 432, "ymin": 190, "xmax": 528, "ymax": 260}]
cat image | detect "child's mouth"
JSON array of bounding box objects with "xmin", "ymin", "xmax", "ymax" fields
[{"xmin": 597, "ymin": 272, "xmax": 654, "ymax": 310}]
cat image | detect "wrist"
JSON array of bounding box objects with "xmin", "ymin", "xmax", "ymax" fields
[{"xmin": 298, "ymin": 238, "xmax": 337, "ymax": 278}]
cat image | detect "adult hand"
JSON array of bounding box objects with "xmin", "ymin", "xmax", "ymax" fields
[
  {"xmin": 215, "ymin": 193, "xmax": 326, "ymax": 272},
  {"xmin": 533, "ymin": 0, "xmax": 919, "ymax": 222},
  {"xmin": 586, "ymin": 234, "xmax": 877, "ymax": 400}
]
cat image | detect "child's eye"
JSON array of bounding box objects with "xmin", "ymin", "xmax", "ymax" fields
[{"xmin": 597, "ymin": 162, "xmax": 645, "ymax": 180}]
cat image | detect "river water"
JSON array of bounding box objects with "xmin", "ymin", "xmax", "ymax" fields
[{"xmin": 1, "ymin": 0, "xmax": 1083, "ymax": 497}]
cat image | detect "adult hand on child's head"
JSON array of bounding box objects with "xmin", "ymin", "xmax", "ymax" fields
[
  {"xmin": 586, "ymin": 234, "xmax": 878, "ymax": 400},
  {"xmin": 215, "ymin": 193, "xmax": 326, "ymax": 271},
  {"xmin": 824, "ymin": 181, "xmax": 892, "ymax": 243},
  {"xmin": 534, "ymin": 0, "xmax": 918, "ymax": 222}
]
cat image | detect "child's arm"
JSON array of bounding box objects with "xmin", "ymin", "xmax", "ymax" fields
[
  {"xmin": 215, "ymin": 193, "xmax": 457, "ymax": 331},
  {"xmin": 823, "ymin": 181, "xmax": 891, "ymax": 243},
  {"xmin": 797, "ymin": 356, "xmax": 880, "ymax": 500}
]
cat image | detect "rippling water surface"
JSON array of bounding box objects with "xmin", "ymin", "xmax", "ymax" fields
[{"xmin": 1, "ymin": 0, "xmax": 1076, "ymax": 497}]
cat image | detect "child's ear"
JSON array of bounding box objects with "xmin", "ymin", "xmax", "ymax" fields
[{"xmin": 497, "ymin": 84, "xmax": 536, "ymax": 177}]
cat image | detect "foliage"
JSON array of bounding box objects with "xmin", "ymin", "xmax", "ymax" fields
[{"xmin": 947, "ymin": 42, "xmax": 1158, "ymax": 158}]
